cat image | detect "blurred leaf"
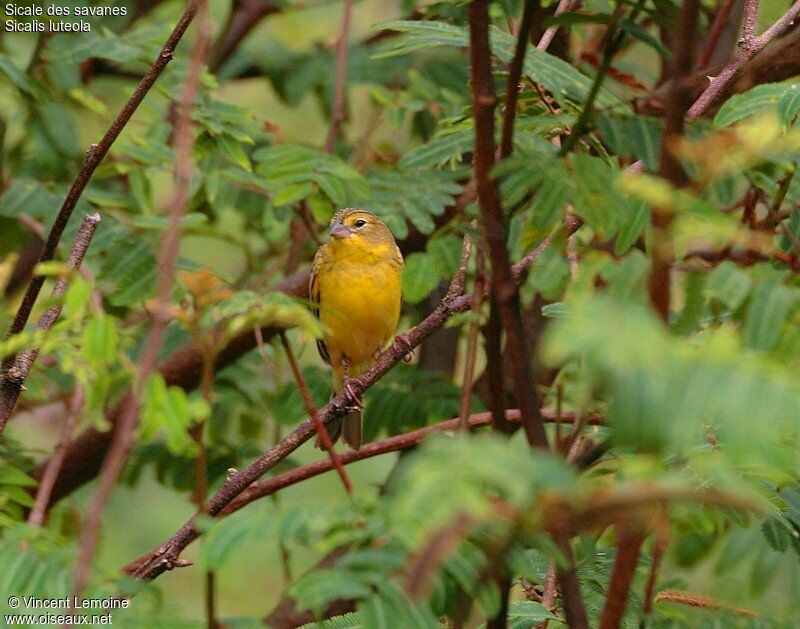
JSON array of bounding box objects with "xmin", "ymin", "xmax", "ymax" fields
[{"xmin": 744, "ymin": 281, "xmax": 799, "ymax": 351}]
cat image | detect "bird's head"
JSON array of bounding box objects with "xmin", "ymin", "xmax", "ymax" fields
[{"xmin": 327, "ymin": 209, "xmax": 397, "ymax": 257}]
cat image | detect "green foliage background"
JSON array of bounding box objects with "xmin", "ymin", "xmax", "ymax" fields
[{"xmin": 1, "ymin": 0, "xmax": 800, "ymax": 626}]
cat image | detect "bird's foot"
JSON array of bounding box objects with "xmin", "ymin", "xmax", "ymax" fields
[
  {"xmin": 342, "ymin": 379, "xmax": 363, "ymax": 413},
  {"xmin": 392, "ymin": 333, "xmax": 414, "ymax": 363}
]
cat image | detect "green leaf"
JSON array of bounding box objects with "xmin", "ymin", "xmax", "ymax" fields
[
  {"xmin": 217, "ymin": 135, "xmax": 252, "ymax": 172},
  {"xmin": 402, "ymin": 253, "xmax": 441, "ymax": 304},
  {"xmin": 508, "ymin": 601, "xmax": 558, "ymax": 628},
  {"xmin": 292, "ymin": 569, "xmax": 372, "ymax": 615},
  {"xmin": 706, "ymin": 261, "xmax": 752, "ymax": 311},
  {"xmin": 138, "ymin": 374, "xmax": 204, "ymax": 456},
  {"xmin": 672, "ymin": 272, "xmax": 706, "ymax": 335},
  {"xmin": 81, "ymin": 316, "xmax": 118, "ymax": 364},
  {"xmin": 544, "ymin": 296, "xmax": 800, "ymax": 463},
  {"xmin": 0, "ymin": 180, "xmax": 61, "ymax": 220},
  {"xmin": 366, "ymin": 168, "xmax": 461, "ymax": 240},
  {"xmin": 714, "ymin": 83, "xmax": 796, "ymax": 128},
  {"xmin": 0, "ymin": 54, "xmax": 40, "ymax": 97},
  {"xmin": 0, "ymin": 467, "xmax": 37, "ymax": 488},
  {"xmin": 744, "ymin": 281, "xmax": 799, "ymax": 351},
  {"xmin": 374, "ymin": 22, "xmax": 622, "ymax": 109},
  {"xmin": 777, "ymin": 88, "xmax": 800, "ymax": 127},
  {"xmin": 253, "ymin": 144, "xmax": 367, "ymax": 208},
  {"xmin": 399, "ymin": 130, "xmax": 474, "ymax": 170}
]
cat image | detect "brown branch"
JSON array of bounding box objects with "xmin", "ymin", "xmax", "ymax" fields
[
  {"xmin": 220, "ymin": 409, "xmax": 601, "ymax": 517},
  {"xmin": 741, "ymin": 0, "xmax": 759, "ymax": 47},
  {"xmin": 599, "ymin": 530, "xmax": 646, "ymax": 629},
  {"xmin": 687, "ymin": 0, "xmax": 800, "ymax": 118},
  {"xmin": 1, "ymin": 0, "xmax": 199, "ymax": 357},
  {"xmin": 323, "ymin": 0, "xmax": 355, "ymax": 152},
  {"xmin": 0, "ymin": 213, "xmax": 101, "ymax": 433},
  {"xmin": 468, "ymin": 0, "xmax": 547, "ymax": 447},
  {"xmin": 648, "ymin": 0, "xmax": 700, "ymax": 323},
  {"xmin": 279, "ymin": 333, "xmax": 352, "ymax": 495},
  {"xmin": 208, "ymin": 0, "xmax": 282, "ymax": 72},
  {"xmin": 123, "ymin": 409, "xmax": 599, "ymax": 582},
  {"xmin": 553, "ymin": 534, "xmax": 589, "ymax": 628},
  {"xmin": 71, "ymin": 0, "xmax": 212, "ymax": 599},
  {"xmin": 500, "ymin": 0, "xmax": 541, "ymax": 159}
]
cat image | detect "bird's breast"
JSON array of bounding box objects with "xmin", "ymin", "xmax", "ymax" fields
[{"xmin": 318, "ymin": 259, "xmax": 402, "ymax": 368}]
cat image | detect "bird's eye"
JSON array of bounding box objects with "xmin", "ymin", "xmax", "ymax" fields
[{"xmin": 354, "ymin": 219, "xmax": 367, "ymax": 228}]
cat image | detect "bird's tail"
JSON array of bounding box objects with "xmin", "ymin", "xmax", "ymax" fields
[{"xmin": 316, "ymin": 363, "xmax": 362, "ymax": 450}]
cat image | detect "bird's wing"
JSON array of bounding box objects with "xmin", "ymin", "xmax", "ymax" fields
[{"xmin": 310, "ymin": 245, "xmax": 331, "ymax": 363}]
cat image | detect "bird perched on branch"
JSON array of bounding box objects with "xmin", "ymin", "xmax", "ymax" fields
[{"xmin": 310, "ymin": 208, "xmax": 404, "ymax": 450}]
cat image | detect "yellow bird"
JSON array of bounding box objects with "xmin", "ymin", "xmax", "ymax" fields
[{"xmin": 310, "ymin": 208, "xmax": 404, "ymax": 449}]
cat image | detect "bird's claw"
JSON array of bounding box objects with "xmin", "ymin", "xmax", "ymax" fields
[
  {"xmin": 392, "ymin": 334, "xmax": 414, "ymax": 363},
  {"xmin": 342, "ymin": 379, "xmax": 363, "ymax": 413}
]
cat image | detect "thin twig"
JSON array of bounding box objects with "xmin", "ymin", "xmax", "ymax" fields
[
  {"xmin": 279, "ymin": 333, "xmax": 352, "ymax": 495},
  {"xmin": 323, "ymin": 0, "xmax": 355, "ymax": 152},
  {"xmin": 1, "ymin": 0, "xmax": 199, "ymax": 352},
  {"xmin": 537, "ymin": 0, "xmax": 580, "ymax": 51},
  {"xmin": 71, "ymin": 0, "xmax": 212, "ymax": 599},
  {"xmin": 468, "ymin": 0, "xmax": 547, "ymax": 448},
  {"xmin": 500, "ymin": 0, "xmax": 541, "ymax": 159},
  {"xmin": 0, "ymin": 214, "xmax": 101, "ymax": 433},
  {"xmin": 27, "ymin": 386, "xmax": 84, "ymax": 527}
]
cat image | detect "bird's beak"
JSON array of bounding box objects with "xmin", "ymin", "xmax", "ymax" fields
[{"xmin": 329, "ymin": 220, "xmax": 352, "ymax": 239}]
